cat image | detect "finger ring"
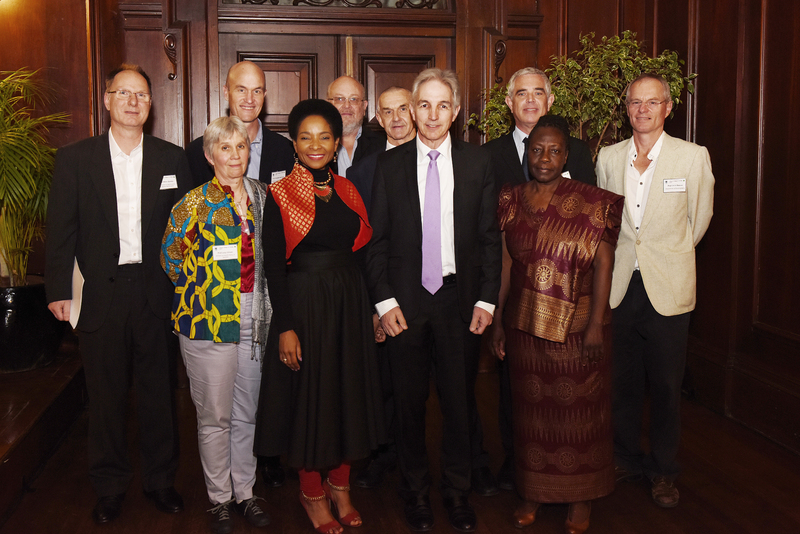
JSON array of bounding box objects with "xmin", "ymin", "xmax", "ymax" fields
[{"xmin": 282, "ymin": 358, "xmax": 287, "ymax": 362}]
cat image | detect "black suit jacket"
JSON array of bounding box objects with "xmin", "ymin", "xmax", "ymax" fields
[
  {"xmin": 347, "ymin": 146, "xmax": 388, "ymax": 217},
  {"xmin": 185, "ymin": 124, "xmax": 295, "ymax": 188},
  {"xmin": 332, "ymin": 124, "xmax": 385, "ymax": 176},
  {"xmin": 45, "ymin": 133, "xmax": 191, "ymax": 332},
  {"xmin": 483, "ymin": 131, "xmax": 596, "ymax": 190},
  {"xmin": 366, "ymin": 137, "xmax": 502, "ymax": 323}
]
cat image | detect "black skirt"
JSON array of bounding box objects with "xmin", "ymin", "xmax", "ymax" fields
[{"xmin": 254, "ymin": 250, "xmax": 386, "ymax": 470}]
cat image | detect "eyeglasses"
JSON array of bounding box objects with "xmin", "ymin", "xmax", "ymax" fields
[
  {"xmin": 626, "ymin": 99, "xmax": 666, "ymax": 109},
  {"xmin": 328, "ymin": 96, "xmax": 363, "ymax": 105},
  {"xmin": 107, "ymin": 90, "xmax": 151, "ymax": 102}
]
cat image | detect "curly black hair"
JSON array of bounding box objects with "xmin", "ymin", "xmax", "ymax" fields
[
  {"xmin": 531, "ymin": 114, "xmax": 571, "ymax": 146},
  {"xmin": 287, "ymin": 98, "xmax": 344, "ymax": 141}
]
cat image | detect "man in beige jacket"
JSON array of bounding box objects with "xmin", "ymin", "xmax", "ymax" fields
[{"xmin": 596, "ymin": 74, "xmax": 714, "ymax": 509}]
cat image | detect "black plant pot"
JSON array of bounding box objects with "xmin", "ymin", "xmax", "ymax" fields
[{"xmin": 0, "ymin": 277, "xmax": 66, "ymax": 373}]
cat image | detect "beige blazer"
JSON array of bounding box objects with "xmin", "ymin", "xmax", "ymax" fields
[{"xmin": 596, "ymin": 133, "xmax": 714, "ymax": 316}]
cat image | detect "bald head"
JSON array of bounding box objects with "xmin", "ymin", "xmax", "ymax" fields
[
  {"xmin": 376, "ymin": 87, "xmax": 415, "ymax": 145},
  {"xmin": 327, "ymin": 76, "xmax": 368, "ymax": 137},
  {"xmin": 223, "ymin": 61, "xmax": 266, "ymax": 127}
]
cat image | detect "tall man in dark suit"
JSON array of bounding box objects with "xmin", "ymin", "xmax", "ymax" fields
[
  {"xmin": 45, "ymin": 64, "xmax": 190, "ymax": 524},
  {"xmin": 185, "ymin": 61, "xmax": 295, "ymax": 187},
  {"xmin": 327, "ymin": 75, "xmax": 385, "ymax": 177},
  {"xmin": 483, "ymin": 67, "xmax": 597, "ymax": 492},
  {"xmin": 366, "ymin": 68, "xmax": 501, "ymax": 533}
]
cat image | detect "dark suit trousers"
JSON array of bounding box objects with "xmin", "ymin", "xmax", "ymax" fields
[
  {"xmin": 387, "ymin": 282, "xmax": 480, "ymax": 501},
  {"xmin": 611, "ymin": 270, "xmax": 690, "ymax": 481},
  {"xmin": 78, "ymin": 264, "xmax": 179, "ymax": 497}
]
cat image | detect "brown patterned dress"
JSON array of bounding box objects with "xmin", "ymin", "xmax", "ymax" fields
[{"xmin": 497, "ymin": 178, "xmax": 623, "ymax": 503}]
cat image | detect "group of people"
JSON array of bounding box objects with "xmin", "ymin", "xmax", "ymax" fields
[{"xmin": 44, "ymin": 59, "xmax": 714, "ymax": 534}]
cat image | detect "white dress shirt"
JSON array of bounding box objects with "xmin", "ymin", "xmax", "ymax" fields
[
  {"xmin": 626, "ymin": 131, "xmax": 665, "ymax": 269},
  {"xmin": 109, "ymin": 130, "xmax": 144, "ymax": 265},
  {"xmin": 246, "ymin": 121, "xmax": 263, "ymax": 181},
  {"xmin": 336, "ymin": 126, "xmax": 362, "ymax": 178}
]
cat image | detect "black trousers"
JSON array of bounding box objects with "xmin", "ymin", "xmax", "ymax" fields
[
  {"xmin": 78, "ymin": 264, "xmax": 179, "ymax": 497},
  {"xmin": 611, "ymin": 270, "xmax": 690, "ymax": 481},
  {"xmin": 387, "ymin": 282, "xmax": 481, "ymax": 500}
]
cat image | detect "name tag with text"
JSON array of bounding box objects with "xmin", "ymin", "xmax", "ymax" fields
[
  {"xmin": 271, "ymin": 170, "xmax": 286, "ymax": 182},
  {"xmin": 663, "ymin": 178, "xmax": 686, "ymax": 193},
  {"xmin": 160, "ymin": 175, "xmax": 178, "ymax": 190},
  {"xmin": 212, "ymin": 244, "xmax": 238, "ymax": 261}
]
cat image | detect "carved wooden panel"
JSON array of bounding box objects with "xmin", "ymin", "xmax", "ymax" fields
[{"xmin": 753, "ymin": 0, "xmax": 800, "ymax": 340}]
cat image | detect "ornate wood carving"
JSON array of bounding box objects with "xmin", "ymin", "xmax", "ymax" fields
[
  {"xmin": 395, "ymin": 0, "xmax": 439, "ymax": 8},
  {"xmin": 163, "ymin": 33, "xmax": 178, "ymax": 80},
  {"xmin": 242, "ymin": 0, "xmax": 280, "ymax": 4},
  {"xmin": 292, "ymin": 0, "xmax": 383, "ymax": 6},
  {"xmin": 493, "ymin": 39, "xmax": 506, "ymax": 84}
]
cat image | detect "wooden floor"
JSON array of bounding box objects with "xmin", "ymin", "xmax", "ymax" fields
[{"xmin": 2, "ymin": 369, "xmax": 799, "ymax": 534}]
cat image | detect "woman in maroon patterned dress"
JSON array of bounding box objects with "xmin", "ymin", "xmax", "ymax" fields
[{"xmin": 492, "ymin": 115, "xmax": 623, "ymax": 533}]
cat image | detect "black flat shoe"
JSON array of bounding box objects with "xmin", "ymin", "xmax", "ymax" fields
[
  {"xmin": 471, "ymin": 466, "xmax": 499, "ymax": 497},
  {"xmin": 404, "ymin": 495, "xmax": 434, "ymax": 532},
  {"xmin": 496, "ymin": 456, "xmax": 515, "ymax": 491},
  {"xmin": 234, "ymin": 496, "xmax": 271, "ymax": 527},
  {"xmin": 92, "ymin": 493, "xmax": 124, "ymax": 524},
  {"xmin": 260, "ymin": 456, "xmax": 286, "ymax": 488},
  {"xmin": 144, "ymin": 486, "xmax": 184, "ymax": 514},
  {"xmin": 443, "ymin": 496, "xmax": 477, "ymax": 533}
]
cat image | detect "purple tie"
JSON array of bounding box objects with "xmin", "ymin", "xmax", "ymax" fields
[{"xmin": 422, "ymin": 150, "xmax": 443, "ymax": 294}]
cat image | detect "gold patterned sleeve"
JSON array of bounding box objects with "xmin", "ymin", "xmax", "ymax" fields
[
  {"xmin": 497, "ymin": 183, "xmax": 517, "ymax": 232},
  {"xmin": 161, "ymin": 192, "xmax": 198, "ymax": 284},
  {"xmin": 601, "ymin": 194, "xmax": 625, "ymax": 247}
]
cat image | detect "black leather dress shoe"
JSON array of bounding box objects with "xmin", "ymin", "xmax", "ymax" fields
[
  {"xmin": 471, "ymin": 466, "xmax": 499, "ymax": 496},
  {"xmin": 496, "ymin": 456, "xmax": 515, "ymax": 491},
  {"xmin": 353, "ymin": 456, "xmax": 396, "ymax": 488},
  {"xmin": 144, "ymin": 486, "xmax": 184, "ymax": 514},
  {"xmin": 443, "ymin": 496, "xmax": 477, "ymax": 533},
  {"xmin": 260, "ymin": 456, "xmax": 286, "ymax": 488},
  {"xmin": 404, "ymin": 495, "xmax": 434, "ymax": 532},
  {"xmin": 92, "ymin": 493, "xmax": 124, "ymax": 524}
]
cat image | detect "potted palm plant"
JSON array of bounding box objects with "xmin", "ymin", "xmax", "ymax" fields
[{"xmin": 0, "ymin": 68, "xmax": 70, "ymax": 372}]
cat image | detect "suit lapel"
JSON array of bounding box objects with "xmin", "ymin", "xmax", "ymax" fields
[
  {"xmin": 611, "ymin": 140, "xmax": 638, "ymax": 234},
  {"xmin": 501, "ymin": 133, "xmax": 525, "ymax": 183},
  {"xmin": 451, "ymin": 139, "xmax": 467, "ymax": 247},
  {"xmin": 140, "ymin": 135, "xmax": 160, "ymax": 240},
  {"xmin": 639, "ymin": 134, "xmax": 674, "ymax": 234},
  {"xmin": 402, "ymin": 142, "xmax": 423, "ymax": 239},
  {"xmin": 89, "ymin": 134, "xmax": 120, "ymax": 239}
]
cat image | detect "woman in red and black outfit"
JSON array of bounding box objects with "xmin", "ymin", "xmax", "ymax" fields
[{"xmin": 255, "ymin": 99, "xmax": 385, "ymax": 534}]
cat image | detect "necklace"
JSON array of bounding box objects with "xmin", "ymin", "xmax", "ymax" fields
[{"xmin": 313, "ymin": 171, "xmax": 334, "ymax": 202}]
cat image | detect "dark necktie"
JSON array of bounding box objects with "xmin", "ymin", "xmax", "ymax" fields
[{"xmin": 522, "ymin": 136, "xmax": 531, "ymax": 181}]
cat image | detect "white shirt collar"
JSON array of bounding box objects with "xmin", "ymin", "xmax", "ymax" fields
[
  {"xmin": 416, "ymin": 132, "xmax": 451, "ymax": 162},
  {"xmin": 108, "ymin": 129, "xmax": 143, "ymax": 159},
  {"xmin": 628, "ymin": 130, "xmax": 666, "ymax": 162}
]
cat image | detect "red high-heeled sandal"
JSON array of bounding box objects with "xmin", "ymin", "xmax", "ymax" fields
[
  {"xmin": 322, "ymin": 479, "xmax": 362, "ymax": 527},
  {"xmin": 299, "ymin": 491, "xmax": 342, "ymax": 534}
]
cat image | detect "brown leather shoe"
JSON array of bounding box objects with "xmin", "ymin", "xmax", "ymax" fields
[
  {"xmin": 512, "ymin": 501, "xmax": 539, "ymax": 528},
  {"xmin": 651, "ymin": 476, "xmax": 680, "ymax": 508},
  {"xmin": 565, "ymin": 501, "xmax": 590, "ymax": 534}
]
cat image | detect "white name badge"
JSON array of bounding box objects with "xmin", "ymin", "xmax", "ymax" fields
[
  {"xmin": 212, "ymin": 244, "xmax": 238, "ymax": 261},
  {"xmin": 160, "ymin": 175, "xmax": 178, "ymax": 190},
  {"xmin": 271, "ymin": 170, "xmax": 286, "ymax": 182},
  {"xmin": 663, "ymin": 178, "xmax": 686, "ymax": 193}
]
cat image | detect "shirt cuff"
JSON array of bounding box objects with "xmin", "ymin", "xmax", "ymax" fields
[
  {"xmin": 475, "ymin": 301, "xmax": 496, "ymax": 316},
  {"xmin": 375, "ymin": 298, "xmax": 400, "ymax": 318}
]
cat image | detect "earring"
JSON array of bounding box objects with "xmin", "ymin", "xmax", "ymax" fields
[
  {"xmin": 294, "ymin": 152, "xmax": 299, "ymax": 164},
  {"xmin": 333, "ymin": 151, "xmax": 337, "ymax": 163}
]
